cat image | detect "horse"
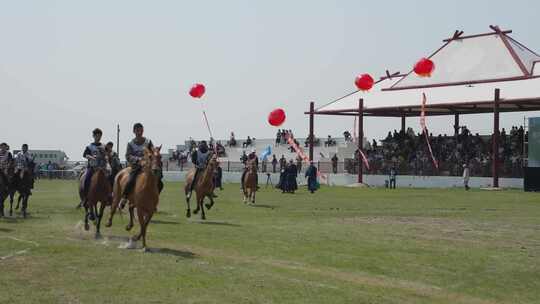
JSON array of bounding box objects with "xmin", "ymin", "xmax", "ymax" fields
[
  {"xmin": 0, "ymin": 167, "xmax": 15, "ymax": 217},
  {"xmin": 242, "ymin": 159, "xmax": 258, "ymax": 204},
  {"xmin": 10, "ymin": 160, "xmax": 35, "ymax": 218},
  {"xmin": 184, "ymin": 154, "xmax": 217, "ymax": 220},
  {"xmin": 78, "ymin": 167, "xmax": 112, "ymax": 238},
  {"xmin": 106, "ymin": 146, "xmax": 162, "ymax": 250}
]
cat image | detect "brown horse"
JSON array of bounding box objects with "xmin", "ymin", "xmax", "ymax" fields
[
  {"xmin": 184, "ymin": 154, "xmax": 217, "ymax": 220},
  {"xmin": 78, "ymin": 167, "xmax": 111, "ymax": 238},
  {"xmin": 242, "ymin": 159, "xmax": 258, "ymax": 204},
  {"xmin": 106, "ymin": 146, "xmax": 162, "ymax": 249}
]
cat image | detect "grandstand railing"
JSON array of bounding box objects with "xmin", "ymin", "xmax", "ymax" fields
[{"xmin": 162, "ymin": 159, "xmax": 524, "ymax": 178}]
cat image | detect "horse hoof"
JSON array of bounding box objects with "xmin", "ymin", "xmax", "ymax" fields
[
  {"xmin": 193, "ymin": 209, "xmax": 199, "ymax": 215},
  {"xmin": 95, "ymin": 233, "xmax": 102, "ymax": 240},
  {"xmin": 205, "ymin": 204, "xmax": 212, "ymax": 210},
  {"xmin": 9, "ymin": 211, "xmax": 12, "ymax": 217},
  {"xmin": 126, "ymin": 224, "xmax": 133, "ymax": 231},
  {"xmin": 105, "ymin": 220, "xmax": 112, "ymax": 228},
  {"xmin": 186, "ymin": 210, "xmax": 191, "ymax": 218},
  {"xmin": 201, "ymin": 215, "xmax": 206, "ymax": 220},
  {"xmin": 23, "ymin": 211, "xmax": 27, "ymax": 218},
  {"xmin": 84, "ymin": 223, "xmax": 90, "ymax": 231}
]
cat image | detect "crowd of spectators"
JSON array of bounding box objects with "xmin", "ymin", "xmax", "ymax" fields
[{"xmin": 358, "ymin": 125, "xmax": 527, "ymax": 178}]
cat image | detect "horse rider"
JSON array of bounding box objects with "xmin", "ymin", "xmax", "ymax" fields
[
  {"xmin": 187, "ymin": 140, "xmax": 216, "ymax": 199},
  {"xmin": 82, "ymin": 128, "xmax": 108, "ymax": 201},
  {"xmin": 0, "ymin": 142, "xmax": 13, "ymax": 191},
  {"xmin": 15, "ymin": 144, "xmax": 34, "ymax": 188},
  {"xmin": 241, "ymin": 148, "xmax": 259, "ymax": 190},
  {"xmin": 120, "ymin": 123, "xmax": 163, "ymax": 207},
  {"xmin": 105, "ymin": 141, "xmax": 122, "ymax": 187}
]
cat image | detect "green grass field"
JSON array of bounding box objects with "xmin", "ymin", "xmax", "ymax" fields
[{"xmin": 1, "ymin": 180, "xmax": 539, "ymax": 304}]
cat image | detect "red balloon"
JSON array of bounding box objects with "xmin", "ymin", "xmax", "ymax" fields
[
  {"xmin": 414, "ymin": 58, "xmax": 435, "ymax": 77},
  {"xmin": 268, "ymin": 108, "xmax": 286, "ymax": 127},
  {"xmin": 354, "ymin": 74, "xmax": 374, "ymax": 91},
  {"xmin": 189, "ymin": 83, "xmax": 206, "ymax": 98}
]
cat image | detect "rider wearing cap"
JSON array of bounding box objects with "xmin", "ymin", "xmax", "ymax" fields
[{"xmin": 15, "ymin": 144, "xmax": 34, "ymax": 188}]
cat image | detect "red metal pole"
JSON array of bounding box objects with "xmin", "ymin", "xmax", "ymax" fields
[
  {"xmin": 493, "ymin": 89, "xmax": 500, "ymax": 188},
  {"xmin": 309, "ymin": 102, "xmax": 314, "ymax": 162},
  {"xmin": 358, "ymin": 99, "xmax": 364, "ymax": 183}
]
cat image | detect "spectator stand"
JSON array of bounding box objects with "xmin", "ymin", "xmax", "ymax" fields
[{"xmin": 305, "ymin": 27, "xmax": 540, "ymax": 187}]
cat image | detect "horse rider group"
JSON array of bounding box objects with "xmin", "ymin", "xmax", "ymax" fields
[
  {"xmin": 0, "ymin": 142, "xmax": 34, "ymax": 193},
  {"xmin": 81, "ymin": 123, "xmax": 163, "ymax": 209}
]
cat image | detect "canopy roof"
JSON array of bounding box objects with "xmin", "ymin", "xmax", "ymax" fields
[{"xmin": 313, "ymin": 27, "xmax": 540, "ymax": 117}]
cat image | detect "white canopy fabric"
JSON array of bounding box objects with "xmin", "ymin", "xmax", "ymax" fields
[{"xmin": 315, "ymin": 30, "xmax": 540, "ymax": 117}]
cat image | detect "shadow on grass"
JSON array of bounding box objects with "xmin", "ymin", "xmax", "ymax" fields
[
  {"xmin": 147, "ymin": 247, "xmax": 196, "ymax": 259},
  {"xmin": 249, "ymin": 204, "xmax": 276, "ymax": 209},
  {"xmin": 151, "ymin": 219, "xmax": 180, "ymax": 225},
  {"xmin": 191, "ymin": 220, "xmax": 241, "ymax": 227},
  {"xmin": 0, "ymin": 227, "xmax": 13, "ymax": 232}
]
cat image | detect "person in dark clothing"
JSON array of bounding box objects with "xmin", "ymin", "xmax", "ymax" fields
[
  {"xmin": 214, "ymin": 162, "xmax": 223, "ymax": 190},
  {"xmin": 120, "ymin": 123, "xmax": 163, "ymax": 208},
  {"xmin": 331, "ymin": 154, "xmax": 338, "ymax": 174},
  {"xmin": 305, "ymin": 161, "xmax": 318, "ymax": 193},
  {"xmin": 188, "ymin": 140, "xmax": 214, "ymax": 199},
  {"xmin": 285, "ymin": 160, "xmax": 298, "ymax": 193},
  {"xmin": 271, "ymin": 155, "xmax": 278, "ymax": 173},
  {"xmin": 82, "ymin": 128, "xmax": 107, "ymax": 198},
  {"xmin": 279, "ymin": 155, "xmax": 286, "ymax": 171}
]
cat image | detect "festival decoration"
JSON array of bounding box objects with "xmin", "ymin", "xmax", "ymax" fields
[
  {"xmin": 414, "ymin": 58, "xmax": 435, "ymax": 77},
  {"xmin": 354, "ymin": 74, "xmax": 374, "ymax": 91},
  {"xmin": 268, "ymin": 108, "xmax": 286, "ymax": 126},
  {"xmin": 189, "ymin": 83, "xmax": 206, "ymax": 98}
]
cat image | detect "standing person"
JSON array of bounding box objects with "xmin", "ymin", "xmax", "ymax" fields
[
  {"xmin": 286, "ymin": 160, "xmax": 298, "ymax": 193},
  {"xmin": 279, "ymin": 155, "xmax": 286, "ymax": 171},
  {"xmin": 305, "ymin": 161, "xmax": 318, "ymax": 194},
  {"xmin": 331, "ymin": 154, "xmax": 338, "ymax": 174},
  {"xmin": 463, "ymin": 163, "xmax": 470, "ymax": 190},
  {"xmin": 296, "ymin": 155, "xmax": 303, "ymax": 174},
  {"xmin": 261, "ymin": 158, "xmax": 267, "ymax": 173},
  {"xmin": 82, "ymin": 128, "xmax": 108, "ymax": 200},
  {"xmin": 271, "ymin": 155, "xmax": 278, "ymax": 173},
  {"xmin": 120, "ymin": 123, "xmax": 162, "ymax": 207},
  {"xmin": 214, "ymin": 162, "xmax": 223, "ymax": 191},
  {"xmin": 389, "ymin": 166, "xmax": 397, "ymax": 189}
]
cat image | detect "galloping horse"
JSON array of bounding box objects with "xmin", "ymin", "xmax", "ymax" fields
[
  {"xmin": 0, "ymin": 167, "xmax": 14, "ymax": 217},
  {"xmin": 78, "ymin": 167, "xmax": 111, "ymax": 238},
  {"xmin": 184, "ymin": 154, "xmax": 217, "ymax": 220},
  {"xmin": 242, "ymin": 159, "xmax": 258, "ymax": 204},
  {"xmin": 106, "ymin": 146, "xmax": 162, "ymax": 249},
  {"xmin": 10, "ymin": 160, "xmax": 36, "ymax": 218}
]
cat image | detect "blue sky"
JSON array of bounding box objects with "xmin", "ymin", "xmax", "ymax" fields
[{"xmin": 1, "ymin": 0, "xmax": 540, "ymax": 159}]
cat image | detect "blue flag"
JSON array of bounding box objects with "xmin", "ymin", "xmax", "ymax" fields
[{"xmin": 260, "ymin": 145, "xmax": 272, "ymax": 160}]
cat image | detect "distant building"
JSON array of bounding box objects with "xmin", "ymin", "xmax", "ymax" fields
[{"xmin": 14, "ymin": 149, "xmax": 68, "ymax": 165}]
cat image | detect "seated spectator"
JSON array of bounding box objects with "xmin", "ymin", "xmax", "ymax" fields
[
  {"xmin": 229, "ymin": 132, "xmax": 237, "ymax": 147},
  {"xmin": 243, "ymin": 136, "xmax": 253, "ymax": 148},
  {"xmin": 343, "ymin": 131, "xmax": 352, "ymax": 142},
  {"xmin": 325, "ymin": 135, "xmax": 336, "ymax": 147}
]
